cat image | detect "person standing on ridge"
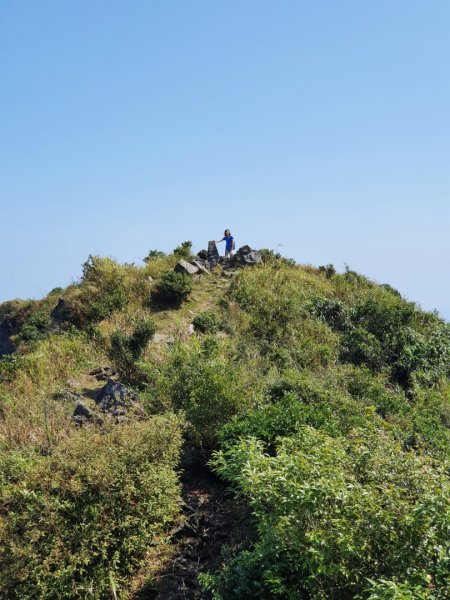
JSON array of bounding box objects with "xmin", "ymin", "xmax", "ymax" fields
[{"xmin": 217, "ymin": 229, "xmax": 235, "ymax": 257}]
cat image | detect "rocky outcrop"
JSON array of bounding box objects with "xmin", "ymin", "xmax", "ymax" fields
[
  {"xmin": 95, "ymin": 379, "xmax": 145, "ymax": 423},
  {"xmin": 229, "ymin": 245, "xmax": 262, "ymax": 267},
  {"xmin": 0, "ymin": 300, "xmax": 26, "ymax": 357},
  {"xmin": 72, "ymin": 379, "xmax": 145, "ymax": 426}
]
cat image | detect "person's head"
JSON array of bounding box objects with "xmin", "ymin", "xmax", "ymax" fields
[{"xmin": 224, "ymin": 229, "xmax": 231, "ymax": 236}]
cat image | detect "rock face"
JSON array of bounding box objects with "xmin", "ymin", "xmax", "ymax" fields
[
  {"xmin": 0, "ymin": 301, "xmax": 23, "ymax": 357},
  {"xmin": 96, "ymin": 379, "xmax": 144, "ymax": 422},
  {"xmin": 174, "ymin": 260, "xmax": 199, "ymax": 275}
]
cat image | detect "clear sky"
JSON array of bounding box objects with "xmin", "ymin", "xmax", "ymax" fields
[{"xmin": 1, "ymin": 1, "xmax": 449, "ymax": 320}]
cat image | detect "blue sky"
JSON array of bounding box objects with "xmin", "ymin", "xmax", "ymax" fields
[{"xmin": 1, "ymin": 1, "xmax": 449, "ymax": 319}]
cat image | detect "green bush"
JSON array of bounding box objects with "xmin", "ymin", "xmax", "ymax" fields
[
  {"xmin": 59, "ymin": 256, "xmax": 128, "ymax": 329},
  {"xmin": 173, "ymin": 240, "xmax": 193, "ymax": 259},
  {"xmin": 151, "ymin": 270, "xmax": 193, "ymax": 307},
  {"xmin": 109, "ymin": 317, "xmax": 156, "ymax": 382},
  {"xmin": 210, "ymin": 428, "xmax": 450, "ymax": 599},
  {"xmin": 15, "ymin": 309, "xmax": 52, "ymax": 343},
  {"xmin": 143, "ymin": 249, "xmax": 166, "ymax": 262},
  {"xmin": 0, "ymin": 417, "xmax": 182, "ymax": 600},
  {"xmin": 161, "ymin": 341, "xmax": 254, "ymax": 455},
  {"xmin": 193, "ymin": 310, "xmax": 219, "ymax": 334}
]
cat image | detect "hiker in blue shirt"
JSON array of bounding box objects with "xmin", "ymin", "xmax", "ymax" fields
[{"xmin": 217, "ymin": 229, "xmax": 235, "ymax": 257}]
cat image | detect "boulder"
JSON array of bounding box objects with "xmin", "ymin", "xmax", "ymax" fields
[
  {"xmin": 174, "ymin": 260, "xmax": 199, "ymax": 275},
  {"xmin": 96, "ymin": 379, "xmax": 144, "ymax": 421},
  {"xmin": 190, "ymin": 260, "xmax": 209, "ymax": 275},
  {"xmin": 197, "ymin": 249, "xmax": 208, "ymax": 260}
]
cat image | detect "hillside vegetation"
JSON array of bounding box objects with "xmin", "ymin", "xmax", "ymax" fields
[{"xmin": 0, "ymin": 246, "xmax": 449, "ymax": 599}]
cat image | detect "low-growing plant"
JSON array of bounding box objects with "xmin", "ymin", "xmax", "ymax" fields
[
  {"xmin": 0, "ymin": 417, "xmax": 182, "ymax": 600},
  {"xmin": 318, "ymin": 263, "xmax": 336, "ymax": 278},
  {"xmin": 210, "ymin": 427, "xmax": 450, "ymax": 599},
  {"xmin": 193, "ymin": 310, "xmax": 219, "ymax": 334},
  {"xmin": 143, "ymin": 249, "xmax": 166, "ymax": 262}
]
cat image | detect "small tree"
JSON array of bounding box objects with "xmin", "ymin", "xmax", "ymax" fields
[{"xmin": 173, "ymin": 241, "xmax": 193, "ymax": 259}]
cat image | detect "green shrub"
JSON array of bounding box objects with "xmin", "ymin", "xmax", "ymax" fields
[
  {"xmin": 318, "ymin": 263, "xmax": 336, "ymax": 278},
  {"xmin": 161, "ymin": 341, "xmax": 255, "ymax": 455},
  {"xmin": 59, "ymin": 256, "xmax": 128, "ymax": 329},
  {"xmin": 258, "ymin": 249, "xmax": 296, "ymax": 267},
  {"xmin": 151, "ymin": 270, "xmax": 193, "ymax": 307},
  {"xmin": 0, "ymin": 417, "xmax": 182, "ymax": 600},
  {"xmin": 173, "ymin": 240, "xmax": 193, "ymax": 259},
  {"xmin": 109, "ymin": 317, "xmax": 156, "ymax": 383},
  {"xmin": 210, "ymin": 428, "xmax": 450, "ymax": 599},
  {"xmin": 310, "ymin": 296, "xmax": 351, "ymax": 331},
  {"xmin": 15, "ymin": 309, "xmax": 52, "ymax": 343},
  {"xmin": 143, "ymin": 249, "xmax": 166, "ymax": 262},
  {"xmin": 193, "ymin": 310, "xmax": 219, "ymax": 334}
]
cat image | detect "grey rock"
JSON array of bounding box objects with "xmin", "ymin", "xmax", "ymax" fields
[
  {"xmin": 0, "ymin": 303, "xmax": 20, "ymax": 357},
  {"xmin": 190, "ymin": 260, "xmax": 209, "ymax": 274},
  {"xmin": 207, "ymin": 241, "xmax": 220, "ymax": 259},
  {"xmin": 174, "ymin": 260, "xmax": 199, "ymax": 275},
  {"xmin": 96, "ymin": 379, "xmax": 142, "ymax": 421},
  {"xmin": 197, "ymin": 249, "xmax": 208, "ymax": 260},
  {"xmin": 229, "ymin": 246, "xmax": 262, "ymax": 267}
]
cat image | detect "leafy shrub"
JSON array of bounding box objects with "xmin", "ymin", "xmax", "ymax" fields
[
  {"xmin": 310, "ymin": 297, "xmax": 351, "ymax": 331},
  {"xmin": 15, "ymin": 309, "xmax": 52, "ymax": 343},
  {"xmin": 143, "ymin": 249, "xmax": 166, "ymax": 262},
  {"xmin": 151, "ymin": 270, "xmax": 193, "ymax": 307},
  {"xmin": 173, "ymin": 240, "xmax": 193, "ymax": 259},
  {"xmin": 193, "ymin": 310, "xmax": 219, "ymax": 334},
  {"xmin": 0, "ymin": 417, "xmax": 182, "ymax": 600},
  {"xmin": 318, "ymin": 263, "xmax": 336, "ymax": 278},
  {"xmin": 258, "ymin": 249, "xmax": 296, "ymax": 267},
  {"xmin": 109, "ymin": 317, "xmax": 156, "ymax": 383},
  {"xmin": 210, "ymin": 428, "xmax": 450, "ymax": 599},
  {"xmin": 162, "ymin": 341, "xmax": 254, "ymax": 455}
]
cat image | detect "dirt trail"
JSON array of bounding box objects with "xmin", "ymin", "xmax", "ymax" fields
[{"xmin": 136, "ymin": 460, "xmax": 253, "ymax": 599}]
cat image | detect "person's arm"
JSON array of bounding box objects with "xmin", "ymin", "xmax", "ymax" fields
[{"xmin": 216, "ymin": 237, "xmax": 224, "ymax": 243}]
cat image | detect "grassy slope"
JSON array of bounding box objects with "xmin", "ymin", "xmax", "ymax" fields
[{"xmin": 0, "ymin": 251, "xmax": 449, "ymax": 599}]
